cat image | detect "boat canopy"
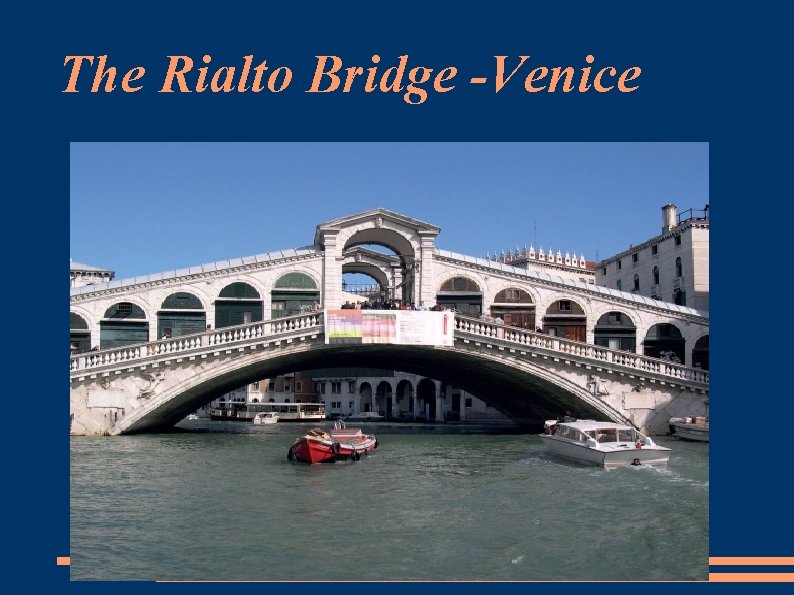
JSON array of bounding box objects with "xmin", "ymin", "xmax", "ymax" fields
[{"xmin": 552, "ymin": 420, "xmax": 640, "ymax": 443}]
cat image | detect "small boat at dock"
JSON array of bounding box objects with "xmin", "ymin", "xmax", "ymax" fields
[
  {"xmin": 253, "ymin": 412, "xmax": 279, "ymax": 425},
  {"xmin": 668, "ymin": 416, "xmax": 709, "ymax": 442}
]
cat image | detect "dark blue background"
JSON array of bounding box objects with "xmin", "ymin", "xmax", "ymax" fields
[{"xmin": 8, "ymin": 2, "xmax": 789, "ymax": 592}]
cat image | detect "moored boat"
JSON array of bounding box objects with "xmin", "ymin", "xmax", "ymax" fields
[
  {"xmin": 540, "ymin": 418, "xmax": 671, "ymax": 469},
  {"xmin": 346, "ymin": 411, "xmax": 384, "ymax": 422},
  {"xmin": 253, "ymin": 412, "xmax": 279, "ymax": 425},
  {"xmin": 668, "ymin": 416, "xmax": 709, "ymax": 442},
  {"xmin": 287, "ymin": 426, "xmax": 378, "ymax": 464}
]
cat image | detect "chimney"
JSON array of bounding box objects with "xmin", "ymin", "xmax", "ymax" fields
[{"xmin": 662, "ymin": 204, "xmax": 678, "ymax": 233}]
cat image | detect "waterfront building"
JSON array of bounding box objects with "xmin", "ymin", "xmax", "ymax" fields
[
  {"xmin": 595, "ymin": 204, "xmax": 709, "ymax": 312},
  {"xmin": 201, "ymin": 370, "xmax": 507, "ymax": 424}
]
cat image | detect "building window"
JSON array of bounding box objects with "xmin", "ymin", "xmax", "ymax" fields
[
  {"xmin": 295, "ymin": 381, "xmax": 302, "ymax": 392},
  {"xmin": 251, "ymin": 381, "xmax": 259, "ymax": 390},
  {"xmin": 348, "ymin": 381, "xmax": 356, "ymax": 393},
  {"xmin": 559, "ymin": 300, "xmax": 571, "ymax": 311},
  {"xmin": 268, "ymin": 380, "xmax": 275, "ymax": 391},
  {"xmin": 651, "ymin": 244, "xmax": 658, "ymax": 255},
  {"xmin": 617, "ymin": 279, "xmax": 622, "ymax": 291},
  {"xmin": 676, "ymin": 257, "xmax": 683, "ymax": 277},
  {"xmin": 632, "ymin": 253, "xmax": 639, "ymax": 263},
  {"xmin": 673, "ymin": 289, "xmax": 686, "ymax": 306},
  {"xmin": 617, "ymin": 260, "xmax": 622, "ymax": 270},
  {"xmin": 331, "ymin": 381, "xmax": 341, "ymax": 394},
  {"xmin": 465, "ymin": 398, "xmax": 473, "ymax": 408},
  {"xmin": 633, "ymin": 274, "xmax": 640, "ymax": 291},
  {"xmin": 653, "ymin": 266, "xmax": 660, "ymax": 285},
  {"xmin": 320, "ymin": 382, "xmax": 326, "ymax": 394},
  {"xmin": 601, "ymin": 266, "xmax": 606, "ymax": 275},
  {"xmin": 675, "ymin": 235, "xmax": 682, "ymax": 246},
  {"xmin": 284, "ymin": 379, "xmax": 292, "ymax": 392}
]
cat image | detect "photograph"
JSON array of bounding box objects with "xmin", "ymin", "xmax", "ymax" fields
[{"xmin": 69, "ymin": 142, "xmax": 709, "ymax": 581}]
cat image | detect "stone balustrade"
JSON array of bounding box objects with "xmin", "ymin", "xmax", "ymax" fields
[
  {"xmin": 70, "ymin": 312, "xmax": 322, "ymax": 374},
  {"xmin": 453, "ymin": 315, "xmax": 709, "ymax": 387},
  {"xmin": 70, "ymin": 311, "xmax": 709, "ymax": 389}
]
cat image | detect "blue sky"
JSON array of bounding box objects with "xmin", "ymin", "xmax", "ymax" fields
[{"xmin": 70, "ymin": 142, "xmax": 708, "ymax": 280}]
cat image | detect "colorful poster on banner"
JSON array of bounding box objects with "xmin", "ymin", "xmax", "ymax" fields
[
  {"xmin": 324, "ymin": 309, "xmax": 363, "ymax": 344},
  {"xmin": 361, "ymin": 311, "xmax": 397, "ymax": 344},
  {"xmin": 325, "ymin": 310, "xmax": 453, "ymax": 346}
]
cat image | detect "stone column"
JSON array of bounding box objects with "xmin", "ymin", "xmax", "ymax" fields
[
  {"xmin": 320, "ymin": 229, "xmax": 342, "ymax": 309},
  {"xmin": 434, "ymin": 380, "xmax": 443, "ymax": 422},
  {"xmin": 417, "ymin": 230, "xmax": 437, "ymax": 307}
]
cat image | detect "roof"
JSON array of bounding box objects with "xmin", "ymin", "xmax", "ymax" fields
[
  {"xmin": 434, "ymin": 248, "xmax": 708, "ymax": 319},
  {"xmin": 553, "ymin": 419, "xmax": 633, "ymax": 430},
  {"xmin": 69, "ymin": 260, "xmax": 114, "ymax": 274},
  {"xmin": 69, "ymin": 245, "xmax": 322, "ymax": 297}
]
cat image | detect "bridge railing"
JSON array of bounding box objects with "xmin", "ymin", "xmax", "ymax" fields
[
  {"xmin": 454, "ymin": 315, "xmax": 709, "ymax": 385},
  {"xmin": 70, "ymin": 312, "xmax": 324, "ymax": 373}
]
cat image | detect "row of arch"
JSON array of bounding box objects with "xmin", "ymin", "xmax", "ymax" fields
[
  {"xmin": 70, "ymin": 273, "xmax": 319, "ymax": 353},
  {"xmin": 325, "ymin": 378, "xmax": 441, "ymax": 420},
  {"xmin": 70, "ymin": 273, "xmax": 709, "ymax": 370}
]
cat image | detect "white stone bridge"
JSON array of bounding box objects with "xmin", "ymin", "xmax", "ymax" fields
[{"xmin": 70, "ymin": 209, "xmax": 709, "ymax": 436}]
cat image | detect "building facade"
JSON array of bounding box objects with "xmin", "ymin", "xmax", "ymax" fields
[{"xmin": 595, "ymin": 204, "xmax": 709, "ymax": 312}]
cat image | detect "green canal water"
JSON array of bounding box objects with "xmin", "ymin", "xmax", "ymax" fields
[{"xmin": 70, "ymin": 420, "xmax": 708, "ymax": 582}]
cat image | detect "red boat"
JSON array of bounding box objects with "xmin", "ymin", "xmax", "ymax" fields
[{"xmin": 287, "ymin": 426, "xmax": 378, "ymax": 464}]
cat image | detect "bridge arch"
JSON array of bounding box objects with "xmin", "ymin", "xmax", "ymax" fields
[
  {"xmin": 540, "ymin": 297, "xmax": 587, "ymax": 342},
  {"xmin": 271, "ymin": 271, "xmax": 320, "ymax": 318},
  {"xmin": 436, "ymin": 275, "xmax": 483, "ymax": 316},
  {"xmin": 488, "ymin": 286, "xmax": 537, "ymax": 329},
  {"xmin": 100, "ymin": 300, "xmax": 150, "ymax": 349},
  {"xmin": 157, "ymin": 291, "xmax": 207, "ymax": 339},
  {"xmin": 643, "ymin": 322, "xmax": 685, "ymax": 363},
  {"xmin": 215, "ymin": 280, "xmax": 264, "ymax": 327},
  {"xmin": 593, "ymin": 310, "xmax": 637, "ymax": 352},
  {"xmin": 70, "ymin": 311, "xmax": 92, "ymax": 354},
  {"xmin": 342, "ymin": 248, "xmax": 395, "ymax": 300},
  {"xmin": 692, "ymin": 334, "xmax": 709, "ymax": 370},
  {"xmin": 334, "ymin": 217, "xmax": 423, "ymax": 306}
]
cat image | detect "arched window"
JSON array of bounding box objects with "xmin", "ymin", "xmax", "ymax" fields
[
  {"xmin": 272, "ymin": 272, "xmax": 319, "ymax": 318},
  {"xmin": 100, "ymin": 302, "xmax": 148, "ymax": 349},
  {"xmin": 216, "ymin": 282, "xmax": 263, "ymax": 328},
  {"xmin": 158, "ymin": 292, "xmax": 206, "ymax": 338},
  {"xmin": 440, "ymin": 277, "xmax": 480, "ymax": 292},
  {"xmin": 437, "ymin": 276, "xmax": 482, "ymax": 316}
]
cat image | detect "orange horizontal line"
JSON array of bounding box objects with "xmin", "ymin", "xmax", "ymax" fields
[
  {"xmin": 710, "ymin": 573, "xmax": 794, "ymax": 582},
  {"xmin": 710, "ymin": 557, "xmax": 794, "ymax": 566},
  {"xmin": 56, "ymin": 556, "xmax": 71, "ymax": 566},
  {"xmin": 470, "ymin": 77, "xmax": 488, "ymax": 84}
]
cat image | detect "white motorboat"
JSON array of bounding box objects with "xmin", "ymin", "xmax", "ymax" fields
[
  {"xmin": 253, "ymin": 412, "xmax": 279, "ymax": 425},
  {"xmin": 347, "ymin": 411, "xmax": 384, "ymax": 422},
  {"xmin": 540, "ymin": 418, "xmax": 671, "ymax": 469},
  {"xmin": 668, "ymin": 416, "xmax": 709, "ymax": 442}
]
